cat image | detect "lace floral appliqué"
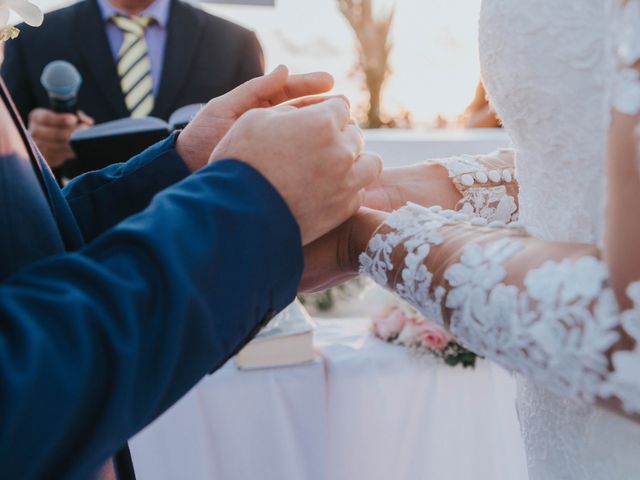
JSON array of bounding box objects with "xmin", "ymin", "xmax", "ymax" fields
[
  {"xmin": 613, "ymin": 0, "xmax": 640, "ymax": 115},
  {"xmin": 427, "ymin": 151, "xmax": 519, "ymax": 224},
  {"xmin": 360, "ymin": 204, "xmax": 640, "ymax": 416}
]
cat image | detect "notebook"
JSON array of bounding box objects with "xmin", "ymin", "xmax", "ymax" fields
[{"xmin": 237, "ymin": 300, "xmax": 316, "ymax": 370}]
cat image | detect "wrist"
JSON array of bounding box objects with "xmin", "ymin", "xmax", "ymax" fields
[
  {"xmin": 422, "ymin": 162, "xmax": 463, "ymax": 208},
  {"xmin": 369, "ymin": 162, "xmax": 460, "ymax": 212},
  {"xmin": 347, "ymin": 208, "xmax": 388, "ymax": 272},
  {"xmin": 175, "ymin": 129, "xmax": 207, "ymax": 173}
]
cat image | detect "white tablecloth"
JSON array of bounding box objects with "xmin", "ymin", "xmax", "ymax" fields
[{"xmin": 129, "ymin": 317, "xmax": 528, "ymax": 480}]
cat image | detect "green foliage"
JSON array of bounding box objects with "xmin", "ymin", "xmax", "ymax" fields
[{"xmin": 299, "ymin": 278, "xmax": 364, "ymax": 313}]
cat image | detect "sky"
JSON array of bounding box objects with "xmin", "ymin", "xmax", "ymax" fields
[{"xmin": 25, "ymin": 0, "xmax": 483, "ymax": 125}]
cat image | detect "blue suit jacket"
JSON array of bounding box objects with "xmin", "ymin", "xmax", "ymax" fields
[{"xmin": 0, "ymin": 83, "xmax": 302, "ymax": 478}]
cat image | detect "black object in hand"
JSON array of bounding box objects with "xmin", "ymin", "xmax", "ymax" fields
[{"xmin": 40, "ymin": 60, "xmax": 82, "ymax": 114}]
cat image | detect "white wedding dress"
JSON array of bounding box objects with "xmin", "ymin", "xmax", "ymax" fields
[
  {"xmin": 360, "ymin": 0, "xmax": 640, "ymax": 478},
  {"xmin": 479, "ymin": 1, "xmax": 640, "ymax": 478}
]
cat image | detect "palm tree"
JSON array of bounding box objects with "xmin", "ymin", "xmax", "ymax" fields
[{"xmin": 338, "ymin": 0, "xmax": 395, "ymax": 128}]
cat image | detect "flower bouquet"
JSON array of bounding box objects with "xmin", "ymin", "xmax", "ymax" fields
[{"xmin": 369, "ymin": 289, "xmax": 478, "ymax": 368}]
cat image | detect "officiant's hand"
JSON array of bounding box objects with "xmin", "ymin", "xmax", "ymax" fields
[
  {"xmin": 210, "ymin": 96, "xmax": 382, "ymax": 245},
  {"xmin": 177, "ymin": 65, "xmax": 334, "ymax": 173},
  {"xmin": 28, "ymin": 109, "xmax": 94, "ymax": 169},
  {"xmin": 300, "ymin": 208, "xmax": 387, "ymax": 292}
]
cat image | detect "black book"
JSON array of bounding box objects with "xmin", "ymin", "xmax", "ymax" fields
[{"xmin": 66, "ymin": 104, "xmax": 202, "ymax": 176}]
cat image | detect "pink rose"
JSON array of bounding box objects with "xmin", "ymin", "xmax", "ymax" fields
[
  {"xmin": 416, "ymin": 323, "xmax": 451, "ymax": 351},
  {"xmin": 372, "ymin": 306, "xmax": 410, "ymax": 340}
]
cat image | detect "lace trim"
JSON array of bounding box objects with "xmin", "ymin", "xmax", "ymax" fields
[
  {"xmin": 359, "ymin": 205, "xmax": 463, "ymax": 327},
  {"xmin": 601, "ymin": 283, "xmax": 640, "ymax": 414},
  {"xmin": 613, "ymin": 0, "xmax": 640, "ymax": 115},
  {"xmin": 360, "ymin": 203, "xmax": 640, "ymax": 416},
  {"xmin": 458, "ymin": 186, "xmax": 518, "ymax": 223},
  {"xmin": 427, "ymin": 150, "xmax": 518, "ymax": 224}
]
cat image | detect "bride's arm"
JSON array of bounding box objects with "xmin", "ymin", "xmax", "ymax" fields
[
  {"xmin": 304, "ymin": 112, "xmax": 639, "ymax": 420},
  {"xmin": 304, "ymin": 0, "xmax": 640, "ymax": 422},
  {"xmin": 358, "ymin": 203, "xmax": 639, "ymax": 424},
  {"xmin": 357, "ymin": 0, "xmax": 640, "ymax": 424},
  {"xmin": 607, "ymin": 0, "xmax": 640, "ymax": 307},
  {"xmin": 607, "ymin": 113, "xmax": 640, "ymax": 308},
  {"xmin": 364, "ymin": 149, "xmax": 519, "ymax": 223}
]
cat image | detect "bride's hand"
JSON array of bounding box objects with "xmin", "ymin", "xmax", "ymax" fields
[
  {"xmin": 300, "ymin": 208, "xmax": 387, "ymax": 292},
  {"xmin": 363, "ymin": 163, "xmax": 460, "ymax": 211}
]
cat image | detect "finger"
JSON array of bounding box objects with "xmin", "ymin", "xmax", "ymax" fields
[
  {"xmin": 30, "ymin": 123, "xmax": 75, "ymax": 144},
  {"xmin": 221, "ymin": 66, "xmax": 334, "ymax": 114},
  {"xmin": 351, "ymin": 152, "xmax": 383, "ymax": 190},
  {"xmin": 77, "ymin": 110, "xmax": 95, "ymax": 126},
  {"xmin": 271, "ymin": 105, "xmax": 297, "ymax": 113},
  {"xmin": 217, "ymin": 65, "xmax": 290, "ymax": 114},
  {"xmin": 284, "ymin": 95, "xmax": 330, "ymax": 110},
  {"xmin": 284, "ymin": 94, "xmax": 348, "ymax": 110},
  {"xmin": 340, "ymin": 189, "xmax": 367, "ymax": 224},
  {"xmin": 340, "ymin": 124, "xmax": 365, "ymax": 159},
  {"xmin": 278, "ymin": 72, "xmax": 334, "ymax": 104},
  {"xmin": 29, "ymin": 108, "xmax": 77, "ymax": 128},
  {"xmin": 295, "ymin": 96, "xmax": 351, "ymax": 131},
  {"xmin": 362, "ymin": 186, "xmax": 395, "ymax": 212}
]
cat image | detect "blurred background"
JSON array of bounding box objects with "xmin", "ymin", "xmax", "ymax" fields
[{"xmin": 12, "ymin": 0, "xmax": 488, "ymax": 128}]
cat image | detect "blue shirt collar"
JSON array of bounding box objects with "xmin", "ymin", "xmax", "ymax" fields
[{"xmin": 96, "ymin": 0, "xmax": 171, "ymax": 28}]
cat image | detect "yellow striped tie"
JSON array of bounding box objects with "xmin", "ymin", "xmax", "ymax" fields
[{"xmin": 112, "ymin": 15, "xmax": 155, "ymax": 118}]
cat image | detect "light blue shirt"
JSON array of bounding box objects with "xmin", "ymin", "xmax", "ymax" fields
[{"xmin": 96, "ymin": 0, "xmax": 170, "ymax": 97}]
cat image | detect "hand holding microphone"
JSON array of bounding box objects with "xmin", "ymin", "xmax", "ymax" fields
[{"xmin": 30, "ymin": 60, "xmax": 94, "ymax": 169}]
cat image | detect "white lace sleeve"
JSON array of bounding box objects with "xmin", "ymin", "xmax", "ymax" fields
[
  {"xmin": 612, "ymin": 0, "xmax": 640, "ymax": 115},
  {"xmin": 360, "ymin": 203, "xmax": 640, "ymax": 420},
  {"xmin": 426, "ymin": 149, "xmax": 519, "ymax": 224}
]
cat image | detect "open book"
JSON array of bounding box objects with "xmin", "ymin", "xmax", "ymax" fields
[
  {"xmin": 66, "ymin": 104, "xmax": 203, "ymax": 176},
  {"xmin": 236, "ymin": 300, "xmax": 316, "ymax": 370}
]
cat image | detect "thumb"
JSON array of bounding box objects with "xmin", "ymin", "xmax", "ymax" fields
[
  {"xmin": 218, "ymin": 65, "xmax": 289, "ymax": 114},
  {"xmin": 77, "ymin": 111, "xmax": 95, "ymax": 126}
]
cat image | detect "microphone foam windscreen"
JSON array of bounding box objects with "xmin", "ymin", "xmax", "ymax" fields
[{"xmin": 40, "ymin": 60, "xmax": 82, "ymax": 97}]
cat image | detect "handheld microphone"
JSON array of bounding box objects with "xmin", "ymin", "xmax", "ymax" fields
[{"xmin": 40, "ymin": 60, "xmax": 82, "ymax": 113}]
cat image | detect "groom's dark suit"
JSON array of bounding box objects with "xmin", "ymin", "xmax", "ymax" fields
[{"xmin": 0, "ymin": 80, "xmax": 301, "ymax": 478}]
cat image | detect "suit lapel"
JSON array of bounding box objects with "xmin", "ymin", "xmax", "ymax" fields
[
  {"xmin": 73, "ymin": 0, "xmax": 129, "ymax": 118},
  {"xmin": 153, "ymin": 0, "xmax": 205, "ymax": 119}
]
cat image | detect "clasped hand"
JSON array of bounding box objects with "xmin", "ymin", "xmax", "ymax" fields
[
  {"xmin": 172, "ymin": 64, "xmax": 480, "ymax": 296},
  {"xmin": 174, "ymin": 65, "xmax": 384, "ymax": 285},
  {"xmin": 174, "ymin": 65, "xmax": 458, "ymax": 294}
]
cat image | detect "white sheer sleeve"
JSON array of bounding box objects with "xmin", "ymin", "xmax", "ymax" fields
[
  {"xmin": 359, "ymin": 203, "xmax": 640, "ymax": 422},
  {"xmin": 612, "ymin": 0, "xmax": 640, "ymax": 115},
  {"xmin": 357, "ymin": 0, "xmax": 640, "ymax": 423},
  {"xmin": 426, "ymin": 149, "xmax": 519, "ymax": 223},
  {"xmin": 607, "ymin": 0, "xmax": 640, "ymax": 299}
]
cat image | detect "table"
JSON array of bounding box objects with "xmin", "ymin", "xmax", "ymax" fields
[{"xmin": 129, "ymin": 317, "xmax": 528, "ymax": 480}]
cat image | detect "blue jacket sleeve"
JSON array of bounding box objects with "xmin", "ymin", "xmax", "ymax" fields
[
  {"xmin": 63, "ymin": 134, "xmax": 191, "ymax": 243},
  {"xmin": 0, "ymin": 159, "xmax": 302, "ymax": 479}
]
